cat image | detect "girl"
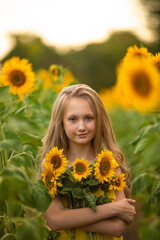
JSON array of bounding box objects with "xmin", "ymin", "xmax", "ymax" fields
[{"xmin": 42, "ymin": 84, "xmax": 136, "ymax": 240}]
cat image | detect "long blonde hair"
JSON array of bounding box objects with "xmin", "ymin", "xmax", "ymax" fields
[{"xmin": 42, "ymin": 84, "xmax": 131, "ymax": 197}]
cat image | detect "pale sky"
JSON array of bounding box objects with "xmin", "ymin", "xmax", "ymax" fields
[{"xmin": 0, "ymin": 0, "xmax": 153, "ymax": 60}]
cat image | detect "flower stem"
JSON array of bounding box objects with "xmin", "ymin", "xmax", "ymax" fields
[
  {"xmin": 66, "ymin": 167, "xmax": 76, "ymax": 183},
  {"xmin": 0, "ymin": 120, "xmax": 8, "ymax": 167},
  {"xmin": 6, "ymin": 202, "xmax": 14, "ymax": 233},
  {"xmin": 0, "ymin": 233, "xmax": 16, "ymax": 240},
  {"xmin": 100, "ymin": 234, "xmax": 103, "ymax": 240}
]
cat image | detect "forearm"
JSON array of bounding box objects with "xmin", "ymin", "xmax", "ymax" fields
[
  {"xmin": 45, "ymin": 195, "xmax": 136, "ymax": 232},
  {"xmin": 45, "ymin": 200, "xmax": 117, "ymax": 231},
  {"xmin": 80, "ymin": 217, "xmax": 127, "ymax": 238}
]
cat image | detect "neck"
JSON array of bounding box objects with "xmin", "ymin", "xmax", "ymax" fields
[{"xmin": 67, "ymin": 142, "xmax": 96, "ymax": 165}]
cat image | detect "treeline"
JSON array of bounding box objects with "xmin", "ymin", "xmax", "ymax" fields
[{"xmin": 1, "ymin": 31, "xmax": 159, "ymax": 91}]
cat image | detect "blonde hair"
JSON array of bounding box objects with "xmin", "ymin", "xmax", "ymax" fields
[{"xmin": 42, "ymin": 84, "xmax": 131, "ymax": 197}]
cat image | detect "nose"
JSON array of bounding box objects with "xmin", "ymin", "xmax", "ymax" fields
[{"xmin": 78, "ymin": 120, "xmax": 85, "ymax": 131}]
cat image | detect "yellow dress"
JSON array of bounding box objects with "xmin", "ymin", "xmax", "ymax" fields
[{"xmin": 55, "ymin": 190, "xmax": 123, "ymax": 240}]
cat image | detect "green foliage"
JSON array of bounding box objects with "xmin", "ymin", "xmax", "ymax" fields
[
  {"xmin": 0, "ymin": 79, "xmax": 56, "ymax": 239},
  {"xmin": 110, "ymin": 108, "xmax": 160, "ymax": 240}
]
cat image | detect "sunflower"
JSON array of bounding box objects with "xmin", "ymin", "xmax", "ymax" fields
[
  {"xmin": 72, "ymin": 158, "xmax": 92, "ymax": 181},
  {"xmin": 123, "ymin": 45, "xmax": 152, "ymax": 63},
  {"xmin": 42, "ymin": 162, "xmax": 62, "ymax": 198},
  {"xmin": 99, "ymin": 85, "xmax": 132, "ymax": 110},
  {"xmin": 94, "ymin": 150, "xmax": 119, "ymax": 184},
  {"xmin": 63, "ymin": 70, "xmax": 77, "ymax": 86},
  {"xmin": 45, "ymin": 147, "xmax": 68, "ymax": 175},
  {"xmin": 38, "ymin": 68, "xmax": 52, "ymax": 89},
  {"xmin": 117, "ymin": 58, "xmax": 160, "ymax": 112},
  {"xmin": 149, "ymin": 53, "xmax": 160, "ymax": 72},
  {"xmin": 109, "ymin": 173, "xmax": 126, "ymax": 191},
  {"xmin": 94, "ymin": 188, "xmax": 105, "ymax": 197},
  {"xmin": 49, "ymin": 65, "xmax": 60, "ymax": 82},
  {"xmin": 0, "ymin": 57, "xmax": 35, "ymax": 99}
]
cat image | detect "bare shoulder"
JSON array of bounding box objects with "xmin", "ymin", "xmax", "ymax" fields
[{"xmin": 115, "ymin": 166, "xmax": 123, "ymax": 175}]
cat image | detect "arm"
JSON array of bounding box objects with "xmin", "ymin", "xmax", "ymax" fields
[
  {"xmin": 80, "ymin": 190, "xmax": 134, "ymax": 237},
  {"xmin": 80, "ymin": 217, "xmax": 126, "ymax": 238},
  {"xmin": 80, "ymin": 168, "xmax": 136, "ymax": 236},
  {"xmin": 45, "ymin": 194, "xmax": 135, "ymax": 232}
]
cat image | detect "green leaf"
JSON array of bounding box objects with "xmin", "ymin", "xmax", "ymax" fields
[
  {"xmin": 139, "ymin": 123, "xmax": 160, "ymax": 138},
  {"xmin": 96, "ymin": 195, "xmax": 111, "ymax": 205},
  {"xmin": 71, "ymin": 187, "xmax": 84, "ymax": 199},
  {"xmin": 15, "ymin": 106, "xmax": 27, "ymax": 115},
  {"xmin": 0, "ymin": 86, "xmax": 12, "ymax": 100},
  {"xmin": 149, "ymin": 180, "xmax": 160, "ymax": 204},
  {"xmin": 132, "ymin": 173, "xmax": 153, "ymax": 195},
  {"xmin": 16, "ymin": 216, "xmax": 46, "ymax": 240},
  {"xmin": 21, "ymin": 180, "xmax": 52, "ymax": 212},
  {"xmin": 134, "ymin": 137, "xmax": 148, "ymax": 154},
  {"xmin": 11, "ymin": 153, "xmax": 35, "ymax": 169},
  {"xmin": 83, "ymin": 188, "xmax": 97, "ymax": 211},
  {"xmin": 0, "ymin": 166, "xmax": 29, "ymax": 202},
  {"xmin": 155, "ymin": 160, "xmax": 160, "ymax": 174},
  {"xmin": 0, "ymin": 139, "xmax": 21, "ymax": 152},
  {"xmin": 0, "ymin": 103, "xmax": 7, "ymax": 117},
  {"xmin": 86, "ymin": 179, "xmax": 99, "ymax": 186},
  {"xmin": 19, "ymin": 132, "xmax": 42, "ymax": 146}
]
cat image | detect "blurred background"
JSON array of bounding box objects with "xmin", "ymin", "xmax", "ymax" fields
[{"xmin": 0, "ymin": 0, "xmax": 159, "ymax": 92}]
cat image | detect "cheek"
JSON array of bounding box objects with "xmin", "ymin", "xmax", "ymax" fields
[
  {"xmin": 88, "ymin": 121, "xmax": 96, "ymax": 132},
  {"xmin": 91, "ymin": 120, "xmax": 96, "ymax": 129},
  {"xmin": 63, "ymin": 122, "xmax": 75, "ymax": 136}
]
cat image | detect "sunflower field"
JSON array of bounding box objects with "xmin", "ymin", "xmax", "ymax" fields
[{"xmin": 0, "ymin": 45, "xmax": 160, "ymax": 240}]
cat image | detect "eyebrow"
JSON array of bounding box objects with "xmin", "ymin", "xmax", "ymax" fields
[{"xmin": 67, "ymin": 113, "xmax": 95, "ymax": 117}]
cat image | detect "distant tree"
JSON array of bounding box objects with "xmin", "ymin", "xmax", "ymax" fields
[
  {"xmin": 2, "ymin": 34, "xmax": 61, "ymax": 70},
  {"xmin": 1, "ymin": 31, "xmax": 158, "ymax": 91},
  {"xmin": 138, "ymin": 0, "xmax": 160, "ymax": 47}
]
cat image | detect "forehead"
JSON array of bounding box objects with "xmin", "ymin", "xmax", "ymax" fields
[{"xmin": 64, "ymin": 97, "xmax": 94, "ymax": 115}]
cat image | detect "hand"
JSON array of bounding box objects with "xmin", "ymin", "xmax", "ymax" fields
[{"xmin": 114, "ymin": 198, "xmax": 136, "ymax": 224}]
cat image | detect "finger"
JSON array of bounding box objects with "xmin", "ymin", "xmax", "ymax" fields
[{"xmin": 127, "ymin": 199, "xmax": 136, "ymax": 204}]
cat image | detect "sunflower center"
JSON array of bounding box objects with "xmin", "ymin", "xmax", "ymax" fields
[
  {"xmin": 134, "ymin": 52, "xmax": 144, "ymax": 57},
  {"xmin": 115, "ymin": 179, "xmax": 120, "ymax": 187},
  {"xmin": 75, "ymin": 163, "xmax": 86, "ymax": 175},
  {"xmin": 51, "ymin": 156, "xmax": 62, "ymax": 169},
  {"xmin": 9, "ymin": 70, "xmax": 26, "ymax": 86},
  {"xmin": 155, "ymin": 62, "xmax": 160, "ymax": 71},
  {"xmin": 110, "ymin": 179, "xmax": 116, "ymax": 186},
  {"xmin": 46, "ymin": 173, "xmax": 54, "ymax": 189},
  {"xmin": 99, "ymin": 158, "xmax": 110, "ymax": 176},
  {"xmin": 132, "ymin": 72, "xmax": 151, "ymax": 96}
]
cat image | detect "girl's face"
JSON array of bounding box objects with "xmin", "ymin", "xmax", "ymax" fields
[{"xmin": 63, "ymin": 97, "xmax": 96, "ymax": 147}]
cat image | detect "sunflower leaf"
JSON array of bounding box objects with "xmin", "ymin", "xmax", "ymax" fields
[
  {"xmin": 71, "ymin": 187, "xmax": 84, "ymax": 199},
  {"xmin": 0, "ymin": 139, "xmax": 21, "ymax": 152},
  {"xmin": 134, "ymin": 136, "xmax": 149, "ymax": 153},
  {"xmin": 86, "ymin": 179, "xmax": 99, "ymax": 186},
  {"xmin": 139, "ymin": 123, "xmax": 160, "ymax": 138},
  {"xmin": 15, "ymin": 105, "xmax": 27, "ymax": 115},
  {"xmin": 132, "ymin": 173, "xmax": 153, "ymax": 195},
  {"xmin": 21, "ymin": 180, "xmax": 52, "ymax": 212},
  {"xmin": 0, "ymin": 166, "xmax": 29, "ymax": 202},
  {"xmin": 16, "ymin": 216, "xmax": 46, "ymax": 240},
  {"xmin": 19, "ymin": 132, "xmax": 42, "ymax": 146},
  {"xmin": 149, "ymin": 180, "xmax": 160, "ymax": 204},
  {"xmin": 0, "ymin": 86, "xmax": 12, "ymax": 100},
  {"xmin": 83, "ymin": 188, "xmax": 97, "ymax": 211}
]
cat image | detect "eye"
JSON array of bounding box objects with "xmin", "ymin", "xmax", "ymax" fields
[
  {"xmin": 86, "ymin": 116, "xmax": 94, "ymax": 121},
  {"xmin": 69, "ymin": 117, "xmax": 77, "ymax": 122}
]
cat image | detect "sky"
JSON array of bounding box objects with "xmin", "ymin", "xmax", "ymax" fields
[{"xmin": 0, "ymin": 0, "xmax": 154, "ymax": 60}]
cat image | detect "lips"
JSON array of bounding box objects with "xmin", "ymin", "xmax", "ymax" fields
[{"xmin": 77, "ymin": 133, "xmax": 88, "ymax": 138}]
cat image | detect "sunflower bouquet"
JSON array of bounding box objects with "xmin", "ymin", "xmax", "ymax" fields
[{"xmin": 42, "ymin": 147, "xmax": 126, "ymax": 239}]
